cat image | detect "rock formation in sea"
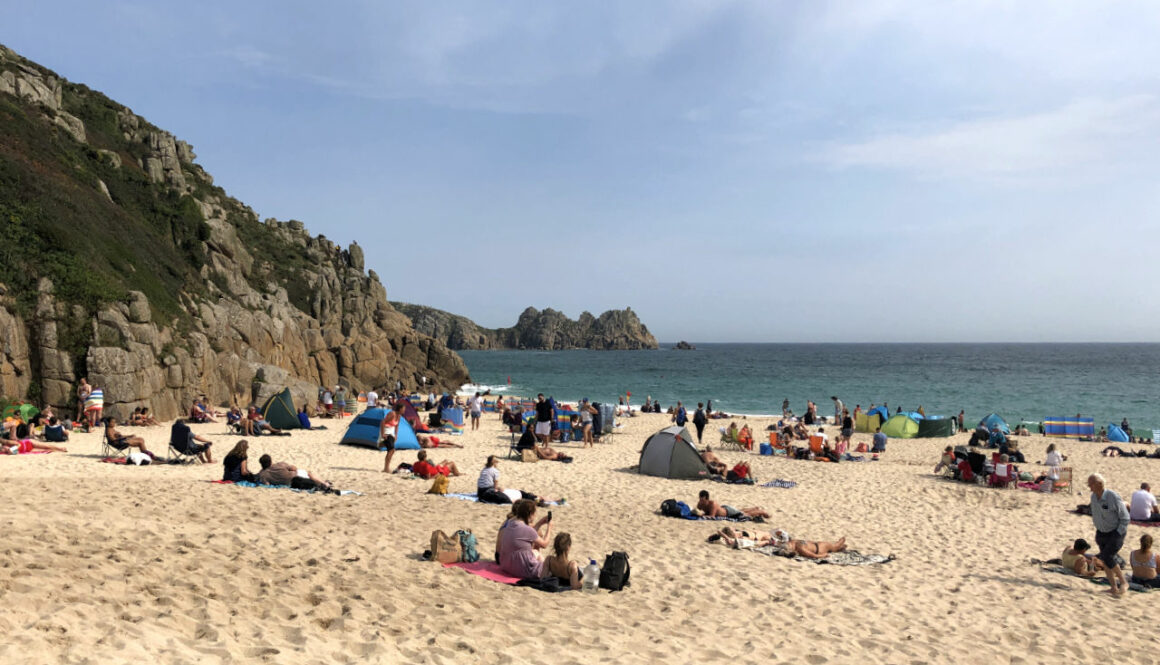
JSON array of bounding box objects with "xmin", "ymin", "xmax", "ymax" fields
[
  {"xmin": 0, "ymin": 44, "xmax": 470, "ymax": 420},
  {"xmin": 673, "ymin": 341, "xmax": 696, "ymax": 350},
  {"xmin": 391, "ymin": 303, "xmax": 659, "ymax": 351}
]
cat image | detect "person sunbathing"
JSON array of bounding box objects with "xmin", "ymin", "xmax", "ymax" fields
[
  {"xmin": 412, "ymin": 450, "xmax": 462, "ymax": 478},
  {"xmin": 138, "ymin": 407, "xmax": 161, "ymax": 426},
  {"xmin": 105, "ymin": 418, "xmax": 150, "ymax": 455},
  {"xmin": 246, "ymin": 406, "xmax": 285, "ymax": 435},
  {"xmin": 701, "ymin": 448, "xmax": 727, "ymax": 475},
  {"xmin": 542, "ymin": 532, "xmax": 582, "ymax": 590},
  {"xmin": 417, "ymin": 433, "xmax": 463, "ymax": 449},
  {"xmin": 255, "ymin": 454, "xmax": 334, "ymax": 491},
  {"xmin": 2, "ymin": 437, "xmax": 67, "ymax": 454},
  {"xmin": 696, "ymin": 489, "xmax": 770, "ymax": 520},
  {"xmin": 534, "ymin": 443, "xmax": 572, "ymax": 462},
  {"xmin": 1130, "ymin": 534, "xmax": 1160, "ymax": 588},
  {"xmin": 1062, "ymin": 538, "xmax": 1105, "ymax": 577},
  {"xmin": 710, "ymin": 526, "xmax": 847, "ymax": 558},
  {"xmin": 190, "ymin": 401, "xmax": 216, "ymax": 423}
]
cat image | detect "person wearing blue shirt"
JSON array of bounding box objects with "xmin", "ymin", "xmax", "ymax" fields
[{"xmin": 872, "ymin": 427, "xmax": 887, "ymax": 452}]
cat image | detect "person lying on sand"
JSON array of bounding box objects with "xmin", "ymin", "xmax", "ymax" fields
[
  {"xmin": 255, "ymin": 454, "xmax": 334, "ymax": 491},
  {"xmin": 417, "ymin": 433, "xmax": 463, "ymax": 449},
  {"xmin": 696, "ymin": 490, "xmax": 770, "ymax": 520},
  {"xmin": 2, "ymin": 437, "xmax": 67, "ymax": 454},
  {"xmin": 412, "ymin": 450, "xmax": 462, "ymax": 478},
  {"xmin": 534, "ymin": 443, "xmax": 572, "ymax": 462},
  {"xmin": 709, "ymin": 526, "xmax": 847, "ymax": 558},
  {"xmin": 701, "ymin": 448, "xmax": 727, "ymax": 475}
]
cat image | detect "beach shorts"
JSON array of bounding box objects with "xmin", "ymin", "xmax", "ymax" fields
[
  {"xmin": 380, "ymin": 435, "xmax": 396, "ymax": 451},
  {"xmin": 1095, "ymin": 529, "xmax": 1124, "ymax": 568},
  {"xmin": 722, "ymin": 505, "xmax": 743, "ymax": 519},
  {"xmin": 471, "ymin": 410, "xmax": 481, "ymax": 419},
  {"xmin": 841, "ymin": 428, "xmax": 853, "ymax": 439},
  {"xmin": 535, "ymin": 421, "xmax": 552, "ymax": 436}
]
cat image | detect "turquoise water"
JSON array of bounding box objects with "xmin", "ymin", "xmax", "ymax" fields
[{"xmin": 458, "ymin": 344, "xmax": 1160, "ymax": 431}]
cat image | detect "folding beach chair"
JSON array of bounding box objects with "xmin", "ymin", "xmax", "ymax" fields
[
  {"xmin": 719, "ymin": 427, "xmax": 744, "ymax": 451},
  {"xmin": 102, "ymin": 427, "xmax": 130, "ymax": 459},
  {"xmin": 167, "ymin": 421, "xmax": 201, "ymax": 464},
  {"xmin": 1052, "ymin": 467, "xmax": 1074, "ymax": 494}
]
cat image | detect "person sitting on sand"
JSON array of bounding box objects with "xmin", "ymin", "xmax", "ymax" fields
[
  {"xmin": 1007, "ymin": 440, "xmax": 1026, "ymax": 463},
  {"xmin": 710, "ymin": 526, "xmax": 848, "ymax": 559},
  {"xmin": 412, "ymin": 449, "xmax": 462, "ymax": 478},
  {"xmin": 222, "ymin": 440, "xmax": 256, "ymax": 482},
  {"xmin": 138, "ymin": 407, "xmax": 161, "ymax": 427},
  {"xmin": 498, "ymin": 498, "xmax": 552, "ymax": 581},
  {"xmin": 542, "ymin": 532, "xmax": 582, "ymax": 590},
  {"xmin": 190, "ymin": 400, "xmax": 216, "ymax": 424},
  {"xmin": 933, "ymin": 445, "xmax": 956, "ymax": 474},
  {"xmin": 42, "ymin": 417, "xmax": 69, "ymax": 443},
  {"xmin": 701, "ymin": 448, "xmax": 727, "ymax": 476},
  {"xmin": 105, "ymin": 417, "xmax": 151, "ymax": 455},
  {"xmin": 255, "ymin": 454, "xmax": 333, "ymax": 491},
  {"xmin": 1130, "ymin": 534, "xmax": 1160, "ymax": 588},
  {"xmin": 696, "ymin": 489, "xmax": 771, "ymax": 520},
  {"xmin": 1061, "ymin": 538, "xmax": 1104, "ymax": 577},
  {"xmin": 246, "ymin": 406, "xmax": 285, "ymax": 436},
  {"xmin": 1130, "ymin": 483, "xmax": 1160, "ymax": 522}
]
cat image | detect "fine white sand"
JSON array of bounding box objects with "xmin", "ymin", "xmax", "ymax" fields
[{"xmin": 0, "ymin": 408, "xmax": 1156, "ymax": 664}]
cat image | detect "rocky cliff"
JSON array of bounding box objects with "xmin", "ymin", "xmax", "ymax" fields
[
  {"xmin": 0, "ymin": 44, "xmax": 469, "ymax": 419},
  {"xmin": 391, "ymin": 303, "xmax": 658, "ymax": 351}
]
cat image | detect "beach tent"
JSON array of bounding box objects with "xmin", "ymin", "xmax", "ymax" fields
[
  {"xmin": 398, "ymin": 400, "xmax": 425, "ymax": 430},
  {"xmin": 1043, "ymin": 417, "xmax": 1094, "ymax": 439},
  {"xmin": 866, "ymin": 406, "xmax": 889, "ymax": 422},
  {"xmin": 881, "ymin": 414, "xmax": 920, "ymax": 439},
  {"xmin": 638, "ymin": 426, "xmax": 708, "ymax": 480},
  {"xmin": 339, "ymin": 408, "xmax": 420, "ymax": 449},
  {"xmin": 917, "ymin": 417, "xmax": 956, "ymax": 438},
  {"xmin": 905, "ymin": 412, "xmax": 925, "ymax": 421},
  {"xmin": 854, "ymin": 412, "xmax": 882, "ymax": 433},
  {"xmin": 978, "ymin": 413, "xmax": 1010, "ymax": 434},
  {"xmin": 1107, "ymin": 424, "xmax": 1130, "ymax": 443},
  {"xmin": 260, "ymin": 388, "xmax": 300, "ymax": 430},
  {"xmin": 1, "ymin": 403, "xmax": 39, "ymax": 422}
]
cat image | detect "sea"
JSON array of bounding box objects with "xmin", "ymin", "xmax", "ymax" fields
[{"xmin": 457, "ymin": 343, "xmax": 1160, "ymax": 432}]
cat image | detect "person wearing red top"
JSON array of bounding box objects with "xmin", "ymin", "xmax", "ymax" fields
[{"xmin": 411, "ymin": 449, "xmax": 461, "ymax": 478}]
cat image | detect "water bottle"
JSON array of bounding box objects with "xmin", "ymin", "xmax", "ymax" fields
[{"xmin": 582, "ymin": 559, "xmax": 600, "ymax": 593}]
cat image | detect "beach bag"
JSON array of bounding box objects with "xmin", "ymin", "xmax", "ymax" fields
[
  {"xmin": 430, "ymin": 530, "xmax": 462, "ymax": 564},
  {"xmin": 456, "ymin": 530, "xmax": 479, "ymax": 563},
  {"xmin": 759, "ymin": 443, "xmax": 773, "ymax": 456},
  {"xmin": 427, "ymin": 474, "xmax": 450, "ymax": 495},
  {"xmin": 127, "ymin": 451, "xmax": 151, "ymax": 466},
  {"xmin": 1019, "ymin": 472, "xmax": 1033, "ymax": 481},
  {"xmin": 660, "ymin": 499, "xmax": 682, "ymax": 518},
  {"xmin": 520, "ymin": 449, "xmax": 538, "ymax": 463},
  {"xmin": 598, "ymin": 551, "xmax": 630, "ymax": 591},
  {"xmin": 856, "ymin": 442, "xmax": 868, "ymax": 453}
]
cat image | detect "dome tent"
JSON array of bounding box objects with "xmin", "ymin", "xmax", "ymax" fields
[
  {"xmin": 978, "ymin": 413, "xmax": 1010, "ymax": 434},
  {"xmin": 1107, "ymin": 424, "xmax": 1130, "ymax": 443},
  {"xmin": 916, "ymin": 416, "xmax": 956, "ymax": 438},
  {"xmin": 881, "ymin": 414, "xmax": 920, "ymax": 439},
  {"xmin": 340, "ymin": 408, "xmax": 420, "ymax": 450},
  {"xmin": 259, "ymin": 388, "xmax": 300, "ymax": 430},
  {"xmin": 638, "ymin": 426, "xmax": 708, "ymax": 480}
]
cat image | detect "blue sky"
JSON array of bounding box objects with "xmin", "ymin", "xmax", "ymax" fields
[{"xmin": 6, "ymin": 1, "xmax": 1160, "ymax": 342}]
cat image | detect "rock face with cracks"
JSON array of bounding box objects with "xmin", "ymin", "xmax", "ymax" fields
[{"xmin": 0, "ymin": 44, "xmax": 469, "ymax": 419}]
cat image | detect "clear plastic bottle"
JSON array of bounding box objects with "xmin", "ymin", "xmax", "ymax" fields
[{"xmin": 582, "ymin": 559, "xmax": 600, "ymax": 593}]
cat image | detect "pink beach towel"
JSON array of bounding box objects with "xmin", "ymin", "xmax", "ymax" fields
[{"xmin": 443, "ymin": 561, "xmax": 521, "ymax": 585}]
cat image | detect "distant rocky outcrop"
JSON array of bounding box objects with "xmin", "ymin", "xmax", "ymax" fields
[
  {"xmin": 0, "ymin": 44, "xmax": 469, "ymax": 419},
  {"xmin": 392, "ymin": 303, "xmax": 658, "ymax": 350},
  {"xmin": 673, "ymin": 341, "xmax": 696, "ymax": 350}
]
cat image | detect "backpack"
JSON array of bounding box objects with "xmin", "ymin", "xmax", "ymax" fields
[
  {"xmin": 430, "ymin": 530, "xmax": 461, "ymax": 564},
  {"xmin": 660, "ymin": 499, "xmax": 681, "ymax": 517},
  {"xmin": 456, "ymin": 529, "xmax": 479, "ymax": 563},
  {"xmin": 428, "ymin": 474, "xmax": 449, "ymax": 495},
  {"xmin": 598, "ymin": 551, "xmax": 630, "ymax": 591}
]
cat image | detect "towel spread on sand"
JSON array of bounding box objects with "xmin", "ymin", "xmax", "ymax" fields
[
  {"xmin": 661, "ymin": 511, "xmax": 755, "ymax": 522},
  {"xmin": 761, "ymin": 479, "xmax": 798, "ymax": 489},
  {"xmin": 1033, "ymin": 559, "xmax": 1152, "ymax": 593},
  {"xmin": 443, "ymin": 561, "xmax": 520, "ymax": 584},
  {"xmin": 444, "ymin": 492, "xmax": 563, "ymax": 506},
  {"xmin": 752, "ymin": 546, "xmax": 895, "ymax": 566},
  {"xmin": 210, "ymin": 480, "xmax": 362, "ymax": 496},
  {"xmin": 0, "ymin": 450, "xmax": 51, "ymax": 456}
]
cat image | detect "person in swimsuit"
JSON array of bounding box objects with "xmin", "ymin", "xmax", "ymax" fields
[
  {"xmin": 696, "ymin": 490, "xmax": 771, "ymax": 520},
  {"xmin": 710, "ymin": 526, "xmax": 847, "ymax": 559},
  {"xmin": 380, "ymin": 402, "xmax": 404, "ymax": 472},
  {"xmin": 1130, "ymin": 534, "xmax": 1160, "ymax": 588},
  {"xmin": 104, "ymin": 417, "xmax": 150, "ymax": 455},
  {"xmin": 701, "ymin": 448, "xmax": 727, "ymax": 475},
  {"xmin": 1, "ymin": 436, "xmax": 67, "ymax": 454},
  {"xmin": 579, "ymin": 399, "xmax": 597, "ymax": 447},
  {"xmin": 542, "ymin": 532, "xmax": 582, "ymax": 590},
  {"xmin": 1061, "ymin": 538, "xmax": 1103, "ymax": 577}
]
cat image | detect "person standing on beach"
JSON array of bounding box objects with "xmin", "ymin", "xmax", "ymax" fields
[
  {"xmin": 469, "ymin": 391, "xmax": 483, "ymax": 431},
  {"xmin": 693, "ymin": 403, "xmax": 708, "ymax": 444},
  {"xmin": 366, "ymin": 389, "xmax": 378, "ymax": 409},
  {"xmin": 76, "ymin": 378, "xmax": 91, "ymax": 424},
  {"xmin": 1088, "ymin": 473, "xmax": 1130, "ymax": 597},
  {"xmin": 534, "ymin": 394, "xmax": 553, "ymax": 444},
  {"xmin": 673, "ymin": 401, "xmax": 688, "ymax": 427},
  {"xmin": 831, "ymin": 396, "xmax": 844, "ymax": 425},
  {"xmin": 782, "ymin": 398, "xmax": 790, "ymax": 417}
]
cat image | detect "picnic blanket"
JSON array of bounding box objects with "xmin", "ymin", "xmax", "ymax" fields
[
  {"xmin": 1032, "ymin": 558, "xmax": 1152, "ymax": 593},
  {"xmin": 210, "ymin": 480, "xmax": 363, "ymax": 496},
  {"xmin": 443, "ymin": 561, "xmax": 520, "ymax": 584},
  {"xmin": 752, "ymin": 546, "xmax": 894, "ymax": 566},
  {"xmin": 660, "ymin": 510, "xmax": 755, "ymax": 523},
  {"xmin": 445, "ymin": 492, "xmax": 564, "ymax": 506}
]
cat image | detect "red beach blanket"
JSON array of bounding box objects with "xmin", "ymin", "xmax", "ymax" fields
[{"xmin": 443, "ymin": 561, "xmax": 521, "ymax": 584}]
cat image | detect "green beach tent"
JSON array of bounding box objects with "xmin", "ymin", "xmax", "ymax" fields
[
  {"xmin": 260, "ymin": 388, "xmax": 300, "ymax": 430},
  {"xmin": 916, "ymin": 417, "xmax": 956, "ymax": 438},
  {"xmin": 881, "ymin": 414, "xmax": 920, "ymax": 439},
  {"xmin": 2, "ymin": 403, "xmax": 39, "ymax": 422}
]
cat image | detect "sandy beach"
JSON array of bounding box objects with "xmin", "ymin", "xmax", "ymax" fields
[{"xmin": 1, "ymin": 408, "xmax": 1158, "ymax": 665}]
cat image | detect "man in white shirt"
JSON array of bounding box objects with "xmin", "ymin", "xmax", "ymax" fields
[
  {"xmin": 1130, "ymin": 483, "xmax": 1160, "ymax": 522},
  {"xmin": 468, "ymin": 392, "xmax": 483, "ymax": 431},
  {"xmin": 366, "ymin": 390, "xmax": 378, "ymax": 409}
]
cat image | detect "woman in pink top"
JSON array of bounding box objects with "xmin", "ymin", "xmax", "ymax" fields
[{"xmin": 499, "ymin": 499, "xmax": 553, "ymax": 580}]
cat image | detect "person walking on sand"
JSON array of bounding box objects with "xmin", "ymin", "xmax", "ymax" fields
[
  {"xmin": 692, "ymin": 403, "xmax": 708, "ymax": 444},
  {"xmin": 1088, "ymin": 473, "xmax": 1130, "ymax": 597},
  {"xmin": 831, "ymin": 396, "xmax": 844, "ymax": 426},
  {"xmin": 468, "ymin": 391, "xmax": 483, "ymax": 431},
  {"xmin": 672, "ymin": 401, "xmax": 688, "ymax": 427}
]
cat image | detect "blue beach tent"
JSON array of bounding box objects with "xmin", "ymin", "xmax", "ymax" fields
[
  {"xmin": 978, "ymin": 413, "xmax": 1010, "ymax": 434},
  {"xmin": 1107, "ymin": 424, "xmax": 1130, "ymax": 443},
  {"xmin": 339, "ymin": 408, "xmax": 421, "ymax": 450},
  {"xmin": 866, "ymin": 406, "xmax": 889, "ymax": 422}
]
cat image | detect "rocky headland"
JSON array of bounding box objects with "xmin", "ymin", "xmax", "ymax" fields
[
  {"xmin": 391, "ymin": 303, "xmax": 658, "ymax": 350},
  {"xmin": 0, "ymin": 44, "xmax": 469, "ymax": 420}
]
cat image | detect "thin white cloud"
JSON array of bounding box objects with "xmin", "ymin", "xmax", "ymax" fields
[{"xmin": 818, "ymin": 96, "xmax": 1160, "ymax": 180}]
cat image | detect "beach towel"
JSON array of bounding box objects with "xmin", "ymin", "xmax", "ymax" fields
[
  {"xmin": 1032, "ymin": 559, "xmax": 1151, "ymax": 592},
  {"xmin": 208, "ymin": 480, "xmax": 362, "ymax": 496},
  {"xmin": 442, "ymin": 561, "xmax": 521, "ymax": 584},
  {"xmin": 760, "ymin": 479, "xmax": 798, "ymax": 489},
  {"xmin": 0, "ymin": 449, "xmax": 52, "ymax": 456},
  {"xmin": 84, "ymin": 389, "xmax": 104, "ymax": 412},
  {"xmin": 752, "ymin": 546, "xmax": 894, "ymax": 566},
  {"xmin": 444, "ymin": 492, "xmax": 563, "ymax": 506},
  {"xmin": 659, "ymin": 510, "xmax": 754, "ymax": 522}
]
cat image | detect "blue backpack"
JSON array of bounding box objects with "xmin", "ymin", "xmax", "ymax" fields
[{"xmin": 456, "ymin": 530, "xmax": 479, "ymax": 562}]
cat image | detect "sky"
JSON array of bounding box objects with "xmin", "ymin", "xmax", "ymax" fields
[{"xmin": 5, "ymin": 1, "xmax": 1160, "ymax": 342}]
